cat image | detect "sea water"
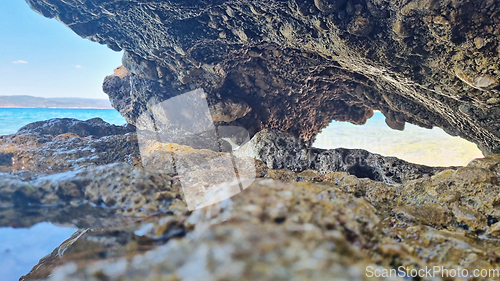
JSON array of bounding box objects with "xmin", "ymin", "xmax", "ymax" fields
[
  {"xmin": 0, "ymin": 108, "xmax": 127, "ymax": 135},
  {"xmin": 0, "ymin": 223, "xmax": 77, "ymax": 281}
]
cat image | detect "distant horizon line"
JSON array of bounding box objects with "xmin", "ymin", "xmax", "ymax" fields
[
  {"xmin": 0, "ymin": 106, "xmax": 115, "ymax": 109},
  {"xmin": 0, "ymin": 95, "xmax": 110, "ymax": 100}
]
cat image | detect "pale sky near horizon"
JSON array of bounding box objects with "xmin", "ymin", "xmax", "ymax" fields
[{"xmin": 0, "ymin": 0, "xmax": 123, "ymax": 99}]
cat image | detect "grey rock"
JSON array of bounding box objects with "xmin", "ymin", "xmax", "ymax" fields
[
  {"xmin": 235, "ymin": 129, "xmax": 311, "ymax": 172},
  {"xmin": 24, "ymin": 0, "xmax": 500, "ymax": 155},
  {"xmin": 17, "ymin": 117, "xmax": 135, "ymax": 138},
  {"xmin": 313, "ymin": 148, "xmax": 448, "ymax": 184},
  {"xmin": 236, "ymin": 129, "xmax": 450, "ymax": 183},
  {"xmin": 0, "ymin": 130, "xmax": 142, "ymax": 175},
  {"xmin": 0, "ymin": 163, "xmax": 179, "ymax": 213}
]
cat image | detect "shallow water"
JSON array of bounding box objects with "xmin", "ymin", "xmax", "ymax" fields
[
  {"xmin": 0, "ymin": 108, "xmax": 126, "ymax": 135},
  {"xmin": 314, "ymin": 112, "xmax": 483, "ymax": 167},
  {"xmin": 0, "ymin": 222, "xmax": 77, "ymax": 281}
]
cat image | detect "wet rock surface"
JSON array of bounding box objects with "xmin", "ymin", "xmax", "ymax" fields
[
  {"xmin": 0, "ymin": 118, "xmax": 230, "ymax": 176},
  {"xmin": 1, "ymin": 118, "xmax": 500, "ymax": 280},
  {"xmin": 8, "ymin": 0, "xmax": 500, "ymax": 278},
  {"xmin": 9, "ymin": 157, "xmax": 500, "ymax": 281},
  {"xmin": 17, "ymin": 117, "xmax": 135, "ymax": 138},
  {"xmin": 0, "ymin": 130, "xmax": 141, "ymax": 175},
  {"xmin": 26, "ymin": 0, "xmax": 500, "ymax": 155}
]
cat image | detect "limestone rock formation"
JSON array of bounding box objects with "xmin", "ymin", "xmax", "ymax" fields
[
  {"xmin": 0, "ymin": 118, "xmax": 234, "ymax": 176},
  {"xmin": 26, "ymin": 0, "xmax": 500, "ymax": 155},
  {"xmin": 9, "ymin": 0, "xmax": 500, "ymax": 279},
  {"xmin": 2, "ymin": 118, "xmax": 500, "ymax": 280},
  {"xmin": 5, "ymin": 150, "xmax": 500, "ymax": 281},
  {"xmin": 236, "ymin": 129, "xmax": 450, "ymax": 183},
  {"xmin": 0, "ymin": 119, "xmax": 141, "ymax": 175},
  {"xmin": 1, "ymin": 118, "xmax": 444, "ymax": 183}
]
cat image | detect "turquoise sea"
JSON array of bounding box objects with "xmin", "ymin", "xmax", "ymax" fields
[{"xmin": 0, "ymin": 108, "xmax": 127, "ymax": 135}]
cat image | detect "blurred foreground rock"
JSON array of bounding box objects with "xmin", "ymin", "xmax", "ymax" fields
[
  {"xmin": 0, "ymin": 118, "xmax": 499, "ymax": 280},
  {"xmin": 10, "ymin": 157, "xmax": 500, "ymax": 281}
]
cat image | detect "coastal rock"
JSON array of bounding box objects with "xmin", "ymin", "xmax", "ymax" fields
[
  {"xmin": 17, "ymin": 117, "xmax": 135, "ymax": 138},
  {"xmin": 314, "ymin": 148, "xmax": 448, "ymax": 184},
  {"xmin": 2, "ymin": 118, "xmax": 500, "ymax": 280},
  {"xmin": 14, "ymin": 157, "xmax": 500, "ymax": 281},
  {"xmin": 0, "ymin": 129, "xmax": 142, "ymax": 175},
  {"xmin": 0, "ymin": 118, "xmax": 239, "ymax": 176},
  {"xmin": 10, "ymin": 0, "xmax": 500, "ymax": 276},
  {"xmin": 26, "ymin": 0, "xmax": 500, "ymax": 155},
  {"xmin": 236, "ymin": 129, "xmax": 450, "ymax": 183},
  {"xmin": 0, "ymin": 163, "xmax": 183, "ymax": 216},
  {"xmin": 102, "ymin": 66, "xmax": 134, "ymax": 122},
  {"xmin": 234, "ymin": 129, "xmax": 311, "ymax": 172}
]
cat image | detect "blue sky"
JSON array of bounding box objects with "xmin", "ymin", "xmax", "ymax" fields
[{"xmin": 0, "ymin": 0, "xmax": 123, "ymax": 99}]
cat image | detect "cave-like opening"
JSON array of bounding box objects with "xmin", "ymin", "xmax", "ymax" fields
[{"xmin": 313, "ymin": 111, "xmax": 483, "ymax": 167}]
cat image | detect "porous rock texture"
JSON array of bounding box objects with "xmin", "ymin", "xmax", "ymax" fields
[
  {"xmin": 0, "ymin": 118, "xmax": 141, "ymax": 175},
  {"xmin": 2, "ymin": 119, "xmax": 500, "ymax": 280},
  {"xmin": 235, "ymin": 129, "xmax": 451, "ymax": 183},
  {"xmin": 16, "ymin": 117, "xmax": 135, "ymax": 138},
  {"xmin": 26, "ymin": 0, "xmax": 500, "ymax": 155},
  {"xmin": 4, "ymin": 144, "xmax": 500, "ymax": 280},
  {"xmin": 9, "ymin": 0, "xmax": 500, "ymax": 280},
  {"xmin": 0, "ymin": 119, "xmax": 446, "ymax": 182}
]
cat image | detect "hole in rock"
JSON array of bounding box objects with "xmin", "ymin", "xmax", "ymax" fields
[
  {"xmin": 347, "ymin": 163, "xmax": 377, "ymax": 180},
  {"xmin": 314, "ymin": 111, "xmax": 483, "ymax": 166}
]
